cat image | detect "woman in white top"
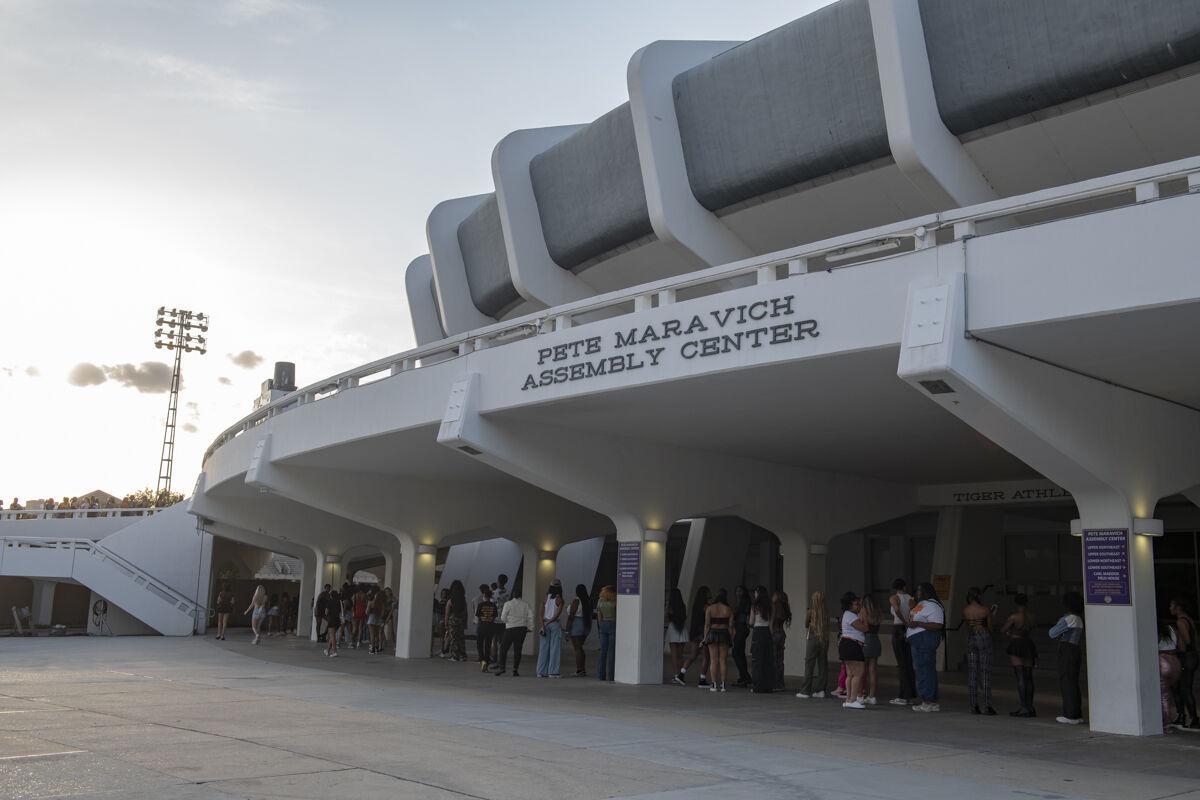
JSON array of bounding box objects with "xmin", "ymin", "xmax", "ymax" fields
[
  {"xmin": 244, "ymin": 585, "xmax": 267, "ymax": 645},
  {"xmin": 1160, "ymin": 620, "xmax": 1182, "ymax": 733},
  {"xmin": 889, "ymin": 579, "xmax": 917, "ymax": 705},
  {"xmin": 837, "ymin": 591, "xmax": 869, "ymax": 710},
  {"xmin": 904, "ymin": 582, "xmax": 946, "ymax": 712}
]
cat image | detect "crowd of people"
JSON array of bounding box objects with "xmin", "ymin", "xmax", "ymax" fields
[
  {"xmin": 213, "ymin": 569, "xmax": 1200, "ymax": 733},
  {"xmin": 2, "ymin": 495, "xmax": 155, "ymax": 517}
]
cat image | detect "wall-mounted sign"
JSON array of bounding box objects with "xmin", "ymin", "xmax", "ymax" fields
[
  {"xmin": 617, "ymin": 541, "xmax": 641, "ymax": 595},
  {"xmin": 917, "ymin": 480, "xmax": 1073, "ymax": 506},
  {"xmin": 520, "ymin": 293, "xmax": 819, "ymax": 391},
  {"xmin": 1083, "ymin": 528, "xmax": 1130, "ymax": 606}
]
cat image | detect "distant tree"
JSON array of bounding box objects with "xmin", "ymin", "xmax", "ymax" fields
[{"xmin": 124, "ymin": 488, "xmax": 185, "ymax": 508}]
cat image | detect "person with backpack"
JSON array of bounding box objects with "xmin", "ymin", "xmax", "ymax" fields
[{"xmin": 905, "ymin": 582, "xmax": 945, "ymax": 712}]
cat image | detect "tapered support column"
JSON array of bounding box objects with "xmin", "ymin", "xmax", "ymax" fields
[
  {"xmin": 30, "ymin": 580, "xmax": 56, "ymax": 627},
  {"xmin": 614, "ymin": 520, "xmax": 667, "ymax": 685},
  {"xmin": 396, "ymin": 540, "xmax": 436, "ymax": 659},
  {"xmin": 521, "ymin": 544, "xmax": 555, "ymax": 656},
  {"xmin": 296, "ymin": 548, "xmax": 320, "ymax": 640},
  {"xmin": 779, "ymin": 535, "xmax": 809, "ymax": 679}
]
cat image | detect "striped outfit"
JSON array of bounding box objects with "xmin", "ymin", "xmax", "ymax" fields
[{"xmin": 966, "ymin": 627, "xmax": 993, "ymax": 708}]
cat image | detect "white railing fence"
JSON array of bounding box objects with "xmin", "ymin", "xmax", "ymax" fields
[
  {"xmin": 0, "ymin": 507, "xmax": 163, "ymax": 523},
  {"xmin": 0, "ymin": 535, "xmax": 205, "ymax": 624},
  {"xmin": 203, "ymin": 155, "xmax": 1200, "ymax": 466}
]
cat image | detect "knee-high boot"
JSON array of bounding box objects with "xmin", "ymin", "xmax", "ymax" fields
[
  {"xmin": 1010, "ymin": 667, "xmax": 1030, "ymax": 717},
  {"xmin": 1024, "ymin": 667, "xmax": 1037, "ymax": 716}
]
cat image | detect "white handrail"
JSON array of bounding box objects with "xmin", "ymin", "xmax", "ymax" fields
[
  {"xmin": 0, "ymin": 535, "xmax": 205, "ymax": 618},
  {"xmin": 202, "ymin": 154, "xmax": 1200, "ymax": 467},
  {"xmin": 0, "ymin": 507, "xmax": 163, "ymax": 523}
]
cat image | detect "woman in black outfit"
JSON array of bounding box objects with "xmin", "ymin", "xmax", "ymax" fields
[
  {"xmin": 749, "ymin": 585, "xmax": 774, "ymax": 693},
  {"xmin": 1171, "ymin": 598, "xmax": 1198, "ymax": 728},
  {"xmin": 1002, "ymin": 593, "xmax": 1038, "ymax": 717},
  {"xmin": 732, "ymin": 585, "xmax": 751, "ymax": 687}
]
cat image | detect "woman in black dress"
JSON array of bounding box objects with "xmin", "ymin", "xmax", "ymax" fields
[
  {"xmin": 705, "ymin": 589, "xmax": 734, "ymax": 692},
  {"xmin": 1002, "ymin": 593, "xmax": 1038, "ymax": 717},
  {"xmin": 749, "ymin": 586, "xmax": 774, "ymax": 693}
]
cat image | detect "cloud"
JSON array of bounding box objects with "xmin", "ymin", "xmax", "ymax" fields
[
  {"xmin": 24, "ymin": 366, "xmax": 40, "ymax": 377},
  {"xmin": 228, "ymin": 350, "xmax": 264, "ymax": 369},
  {"xmin": 1, "ymin": 367, "xmax": 12, "ymax": 378},
  {"xmin": 217, "ymin": 376, "xmax": 233, "ymax": 385},
  {"xmin": 104, "ymin": 362, "xmax": 175, "ymax": 393},
  {"xmin": 185, "ymin": 401, "xmax": 200, "ymax": 421},
  {"xmin": 99, "ymin": 47, "xmax": 288, "ymax": 112},
  {"xmin": 217, "ymin": 0, "xmax": 330, "ymax": 41},
  {"xmin": 68, "ymin": 362, "xmax": 107, "ymax": 387},
  {"xmin": 182, "ymin": 423, "xmax": 199, "ymax": 433}
]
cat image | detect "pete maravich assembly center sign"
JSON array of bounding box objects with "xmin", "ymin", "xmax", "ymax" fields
[{"xmin": 521, "ymin": 293, "xmax": 818, "ymax": 391}]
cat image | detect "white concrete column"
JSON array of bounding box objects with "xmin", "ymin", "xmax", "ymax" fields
[
  {"xmin": 29, "ymin": 580, "xmax": 56, "ymax": 627},
  {"xmin": 779, "ymin": 534, "xmax": 810, "ymax": 679},
  {"xmin": 396, "ymin": 538, "xmax": 436, "ymax": 659},
  {"xmin": 614, "ymin": 519, "xmax": 667, "ymax": 685},
  {"xmin": 897, "ymin": 271, "xmax": 1200, "ymax": 735},
  {"xmin": 627, "ymin": 40, "xmax": 754, "ymax": 267},
  {"xmin": 867, "ymin": 0, "xmax": 996, "ymax": 209},
  {"xmin": 296, "ymin": 547, "xmax": 320, "ymax": 640},
  {"xmin": 520, "ymin": 544, "xmax": 555, "ymax": 657}
]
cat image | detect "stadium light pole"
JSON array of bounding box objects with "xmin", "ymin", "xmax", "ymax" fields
[{"xmin": 153, "ymin": 307, "xmax": 208, "ymax": 506}]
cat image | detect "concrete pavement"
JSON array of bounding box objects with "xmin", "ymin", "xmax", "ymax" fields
[{"xmin": 0, "ymin": 635, "xmax": 1197, "ymax": 799}]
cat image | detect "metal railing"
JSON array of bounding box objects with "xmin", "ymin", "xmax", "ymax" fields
[
  {"xmin": 0, "ymin": 535, "xmax": 205, "ymax": 622},
  {"xmin": 0, "ymin": 507, "xmax": 163, "ymax": 523},
  {"xmin": 203, "ymin": 155, "xmax": 1200, "ymax": 467}
]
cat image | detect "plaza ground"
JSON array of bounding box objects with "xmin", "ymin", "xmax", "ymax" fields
[{"xmin": 1, "ymin": 636, "xmax": 1198, "ymax": 800}]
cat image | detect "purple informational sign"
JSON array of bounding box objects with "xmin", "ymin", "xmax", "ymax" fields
[
  {"xmin": 617, "ymin": 541, "xmax": 641, "ymax": 595},
  {"xmin": 1083, "ymin": 528, "xmax": 1131, "ymax": 606}
]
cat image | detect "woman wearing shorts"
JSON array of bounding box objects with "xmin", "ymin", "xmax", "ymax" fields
[
  {"xmin": 323, "ymin": 590, "xmax": 342, "ymax": 657},
  {"xmin": 244, "ymin": 585, "xmax": 267, "ymax": 645},
  {"xmin": 214, "ymin": 584, "xmax": 233, "ymax": 641},
  {"xmin": 705, "ymin": 588, "xmax": 734, "ymax": 692},
  {"xmin": 838, "ymin": 591, "xmax": 869, "ymax": 710}
]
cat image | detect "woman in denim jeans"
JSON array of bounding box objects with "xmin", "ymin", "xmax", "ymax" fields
[
  {"xmin": 595, "ymin": 585, "xmax": 617, "ymax": 681},
  {"xmin": 904, "ymin": 582, "xmax": 946, "ymax": 712},
  {"xmin": 537, "ymin": 584, "xmax": 565, "ymax": 678}
]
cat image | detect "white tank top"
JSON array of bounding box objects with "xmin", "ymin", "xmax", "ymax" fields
[
  {"xmin": 891, "ymin": 592, "xmax": 912, "ymax": 624},
  {"xmin": 544, "ymin": 595, "xmax": 558, "ymax": 622}
]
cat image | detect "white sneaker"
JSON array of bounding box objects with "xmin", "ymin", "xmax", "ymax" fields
[
  {"xmin": 811, "ymin": 691, "xmax": 826, "ymax": 698},
  {"xmin": 795, "ymin": 691, "xmax": 811, "ymax": 698},
  {"xmin": 913, "ymin": 702, "xmax": 939, "ymax": 712},
  {"xmin": 330, "ymin": 651, "xmax": 338, "ymax": 658},
  {"xmin": 843, "ymin": 700, "xmax": 866, "ymax": 710},
  {"xmin": 911, "ymin": 703, "xmax": 929, "ymax": 712},
  {"xmin": 864, "ymin": 696, "xmax": 877, "ymax": 705},
  {"xmin": 322, "ymin": 649, "xmax": 329, "ymax": 656},
  {"xmin": 889, "ymin": 698, "xmax": 910, "ymax": 706},
  {"xmin": 1056, "ymin": 716, "xmax": 1084, "ymax": 725},
  {"xmin": 709, "ymin": 684, "xmax": 718, "ymax": 693}
]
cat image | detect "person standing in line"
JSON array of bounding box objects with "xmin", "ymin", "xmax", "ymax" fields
[
  {"xmin": 771, "ymin": 590, "xmax": 792, "ymax": 692},
  {"xmin": 474, "ymin": 584, "xmax": 498, "ymax": 671},
  {"xmin": 314, "ymin": 583, "xmax": 331, "ymax": 642},
  {"xmin": 960, "ymin": 588, "xmax": 997, "ymax": 716},
  {"xmin": 667, "ymin": 588, "xmax": 689, "ymax": 683},
  {"xmin": 565, "ymin": 584, "xmax": 593, "ymax": 677},
  {"xmin": 889, "ymin": 579, "xmax": 917, "ymax": 706},
  {"xmin": 436, "ymin": 588, "xmax": 451, "ymax": 657},
  {"xmin": 214, "ymin": 584, "xmax": 233, "ymax": 641},
  {"xmin": 445, "ymin": 580, "xmax": 468, "ymax": 662},
  {"xmin": 1170, "ymin": 598, "xmax": 1198, "ymax": 728},
  {"xmin": 351, "ymin": 585, "xmax": 367, "ymax": 649},
  {"xmin": 323, "ymin": 589, "xmax": 342, "ymax": 657},
  {"xmin": 491, "ymin": 574, "xmax": 511, "ymax": 665},
  {"xmin": 676, "ymin": 586, "xmax": 712, "ymax": 687},
  {"xmin": 367, "ymin": 589, "xmax": 385, "ymax": 654},
  {"xmin": 838, "ymin": 592, "xmax": 868, "ymax": 710},
  {"xmin": 749, "ymin": 585, "xmax": 775, "ymax": 694},
  {"xmin": 905, "ymin": 582, "xmax": 945, "ymax": 712},
  {"xmin": 795, "ymin": 590, "xmax": 829, "ymax": 699},
  {"xmin": 266, "ymin": 594, "xmax": 281, "ymax": 637},
  {"xmin": 536, "ymin": 583, "xmax": 565, "ymax": 678},
  {"xmin": 1002, "ymin": 593, "xmax": 1038, "ymax": 717},
  {"xmin": 595, "ymin": 585, "xmax": 617, "ymax": 682},
  {"xmin": 494, "ymin": 588, "xmax": 534, "ymax": 677},
  {"xmin": 245, "ymin": 585, "xmax": 268, "ymax": 645},
  {"xmin": 858, "ymin": 595, "xmax": 882, "ymax": 705},
  {"xmin": 1048, "ymin": 592, "xmax": 1085, "ymax": 725},
  {"xmin": 1160, "ymin": 620, "xmax": 1182, "ymax": 733},
  {"xmin": 704, "ymin": 588, "xmax": 734, "ymax": 692},
  {"xmin": 385, "ymin": 587, "xmax": 398, "ymax": 647},
  {"xmin": 280, "ymin": 592, "xmax": 292, "ymax": 636},
  {"xmin": 731, "ymin": 585, "xmax": 751, "ymax": 688}
]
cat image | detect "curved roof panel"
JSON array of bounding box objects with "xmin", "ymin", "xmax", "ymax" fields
[
  {"xmin": 529, "ymin": 103, "xmax": 653, "ymax": 272},
  {"xmin": 457, "ymin": 194, "xmax": 520, "ymax": 318},
  {"xmin": 672, "ymin": 0, "xmax": 888, "ymax": 213},
  {"xmin": 920, "ymin": 0, "xmax": 1200, "ymax": 135}
]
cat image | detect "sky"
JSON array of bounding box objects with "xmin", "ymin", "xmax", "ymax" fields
[{"xmin": 0, "ymin": 0, "xmax": 826, "ymax": 503}]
